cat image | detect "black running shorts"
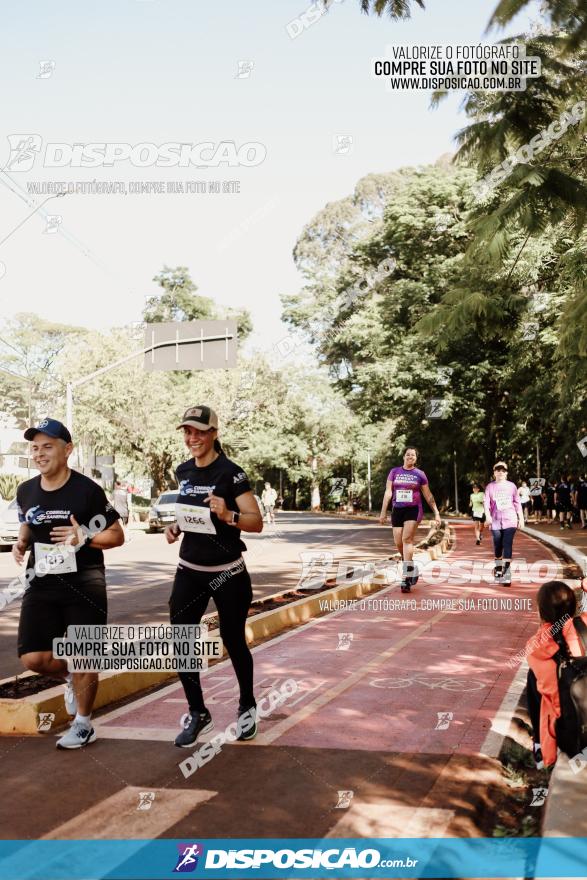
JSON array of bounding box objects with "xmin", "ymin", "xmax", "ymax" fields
[
  {"xmin": 391, "ymin": 506, "xmax": 419, "ymax": 527},
  {"xmin": 17, "ymin": 569, "xmax": 107, "ymax": 656}
]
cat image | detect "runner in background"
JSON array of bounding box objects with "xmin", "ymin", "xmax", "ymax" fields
[
  {"xmin": 14, "ymin": 419, "xmax": 124, "ymax": 749},
  {"xmin": 112, "ymin": 481, "xmax": 130, "ymax": 539},
  {"xmin": 545, "ymin": 481, "xmax": 557, "ymax": 521},
  {"xmin": 261, "ymin": 482, "xmax": 278, "ymax": 525},
  {"xmin": 484, "ymin": 461, "xmax": 524, "ymax": 586},
  {"xmin": 555, "ymin": 475, "xmax": 573, "ymax": 530},
  {"xmin": 577, "ymin": 475, "xmax": 587, "ymax": 529},
  {"xmin": 166, "ymin": 405, "xmax": 263, "ymax": 748},
  {"xmin": 469, "ymin": 483, "xmax": 485, "ymax": 545},
  {"xmin": 518, "ymin": 481, "xmax": 531, "ymax": 523},
  {"xmin": 379, "ymin": 446, "xmax": 441, "ymax": 593},
  {"xmin": 529, "ymin": 478, "xmax": 545, "ymax": 521}
]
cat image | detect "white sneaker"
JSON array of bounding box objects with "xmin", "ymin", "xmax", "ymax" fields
[
  {"xmin": 64, "ymin": 679, "xmax": 77, "ymax": 716},
  {"xmin": 56, "ymin": 720, "xmax": 96, "ymax": 749}
]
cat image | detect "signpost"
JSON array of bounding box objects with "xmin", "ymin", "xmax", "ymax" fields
[
  {"xmin": 66, "ymin": 320, "xmax": 238, "ymax": 431},
  {"xmin": 143, "ymin": 320, "xmax": 237, "ymax": 372}
]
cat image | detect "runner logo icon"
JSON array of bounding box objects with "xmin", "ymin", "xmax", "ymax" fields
[
  {"xmin": 173, "ymin": 843, "xmax": 203, "ymax": 873},
  {"xmin": 6, "ymin": 134, "xmax": 42, "ymax": 171}
]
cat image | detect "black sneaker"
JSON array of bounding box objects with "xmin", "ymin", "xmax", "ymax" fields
[
  {"xmin": 400, "ymin": 578, "xmax": 411, "ymax": 593},
  {"xmin": 237, "ymin": 704, "xmax": 257, "ymax": 741},
  {"xmin": 407, "ymin": 564, "xmax": 419, "ymax": 587},
  {"xmin": 476, "ymin": 538, "xmax": 481, "ymax": 545},
  {"xmin": 501, "ymin": 566, "xmax": 511, "ymax": 585},
  {"xmin": 493, "ymin": 564, "xmax": 503, "ymax": 581},
  {"xmin": 174, "ymin": 710, "xmax": 213, "ymax": 748}
]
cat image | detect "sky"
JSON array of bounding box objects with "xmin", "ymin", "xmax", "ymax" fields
[{"xmin": 0, "ymin": 0, "xmax": 540, "ymax": 359}]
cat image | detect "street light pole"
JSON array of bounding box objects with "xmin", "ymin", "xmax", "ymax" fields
[
  {"xmin": 66, "ymin": 381, "xmax": 74, "ymax": 435},
  {"xmin": 453, "ymin": 449, "xmax": 459, "ymax": 514},
  {"xmin": 367, "ymin": 449, "xmax": 372, "ymax": 513},
  {"xmin": 64, "ymin": 330, "xmax": 235, "ymax": 431}
]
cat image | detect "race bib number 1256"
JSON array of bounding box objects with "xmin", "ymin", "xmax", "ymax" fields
[{"xmin": 175, "ymin": 503, "xmax": 217, "ymax": 534}]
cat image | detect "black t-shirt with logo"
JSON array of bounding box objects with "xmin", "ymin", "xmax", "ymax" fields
[
  {"xmin": 578, "ymin": 480, "xmax": 587, "ymax": 506},
  {"xmin": 175, "ymin": 453, "xmax": 252, "ymax": 566},
  {"xmin": 16, "ymin": 470, "xmax": 120, "ymax": 579}
]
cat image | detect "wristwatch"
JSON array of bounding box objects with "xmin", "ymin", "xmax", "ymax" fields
[{"xmin": 231, "ymin": 511, "xmax": 240, "ymax": 526}]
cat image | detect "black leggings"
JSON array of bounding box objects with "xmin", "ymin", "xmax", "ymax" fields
[
  {"xmin": 526, "ymin": 669, "xmax": 542, "ymax": 742},
  {"xmin": 169, "ymin": 563, "xmax": 255, "ymax": 713}
]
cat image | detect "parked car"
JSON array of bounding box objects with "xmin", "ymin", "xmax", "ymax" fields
[
  {"xmin": 147, "ymin": 491, "xmax": 179, "ymax": 533},
  {"xmin": 0, "ymin": 499, "xmax": 20, "ymax": 548}
]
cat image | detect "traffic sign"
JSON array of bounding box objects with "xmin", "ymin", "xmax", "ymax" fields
[{"xmin": 143, "ymin": 320, "xmax": 238, "ymax": 372}]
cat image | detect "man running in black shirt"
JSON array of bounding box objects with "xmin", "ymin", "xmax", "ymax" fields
[{"xmin": 13, "ymin": 419, "xmax": 124, "ymax": 748}]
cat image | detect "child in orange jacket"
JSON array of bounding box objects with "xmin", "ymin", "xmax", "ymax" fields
[{"xmin": 526, "ymin": 580, "xmax": 587, "ymax": 768}]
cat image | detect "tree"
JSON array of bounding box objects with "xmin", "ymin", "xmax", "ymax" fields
[
  {"xmin": 358, "ymin": 0, "xmax": 425, "ymax": 18},
  {"xmin": 0, "ymin": 313, "xmax": 84, "ymax": 426},
  {"xmin": 357, "ymin": 0, "xmax": 587, "ymax": 56},
  {"xmin": 143, "ymin": 265, "xmax": 253, "ymax": 339},
  {"xmin": 282, "ymin": 162, "xmax": 584, "ymax": 492}
]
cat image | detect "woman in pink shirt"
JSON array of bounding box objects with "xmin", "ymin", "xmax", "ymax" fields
[{"xmin": 484, "ymin": 461, "xmax": 524, "ymax": 585}]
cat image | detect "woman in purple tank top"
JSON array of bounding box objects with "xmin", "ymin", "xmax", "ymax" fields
[{"xmin": 379, "ymin": 446, "xmax": 441, "ymax": 593}]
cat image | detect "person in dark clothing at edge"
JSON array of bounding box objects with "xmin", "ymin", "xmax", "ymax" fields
[{"xmin": 166, "ymin": 405, "xmax": 263, "ymax": 748}]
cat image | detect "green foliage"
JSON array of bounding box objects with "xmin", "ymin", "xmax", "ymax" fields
[
  {"xmin": 143, "ymin": 265, "xmax": 252, "ymax": 339},
  {"xmin": 0, "ymin": 313, "xmax": 85, "ymax": 426},
  {"xmin": 358, "ymin": 0, "xmax": 425, "ymax": 18},
  {"xmin": 282, "ymin": 158, "xmax": 586, "ymax": 497},
  {"xmin": 0, "ymin": 474, "xmax": 19, "ymax": 501}
]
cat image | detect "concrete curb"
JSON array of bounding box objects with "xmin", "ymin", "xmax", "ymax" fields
[
  {"xmin": 523, "ymin": 525, "xmax": 586, "ymax": 574},
  {"xmin": 542, "ymin": 750, "xmax": 587, "ymax": 837},
  {"xmin": 0, "ymin": 523, "xmax": 453, "ymax": 735}
]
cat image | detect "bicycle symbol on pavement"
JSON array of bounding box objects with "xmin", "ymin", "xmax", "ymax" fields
[{"xmin": 369, "ymin": 674, "xmax": 486, "ymax": 691}]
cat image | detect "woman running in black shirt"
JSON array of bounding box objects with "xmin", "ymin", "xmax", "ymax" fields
[{"xmin": 166, "ymin": 405, "xmax": 263, "ymax": 747}]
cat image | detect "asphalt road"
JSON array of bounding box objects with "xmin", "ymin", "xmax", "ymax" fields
[{"xmin": 0, "ymin": 512, "xmax": 395, "ymax": 679}]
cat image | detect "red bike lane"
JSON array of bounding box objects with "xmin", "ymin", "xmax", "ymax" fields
[{"xmin": 3, "ymin": 523, "xmax": 558, "ymax": 842}]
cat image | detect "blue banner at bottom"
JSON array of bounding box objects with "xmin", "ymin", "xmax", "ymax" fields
[{"xmin": 1, "ymin": 837, "xmax": 587, "ymax": 879}]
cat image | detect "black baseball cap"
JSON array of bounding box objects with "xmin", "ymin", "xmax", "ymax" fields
[{"xmin": 24, "ymin": 418, "xmax": 72, "ymax": 444}]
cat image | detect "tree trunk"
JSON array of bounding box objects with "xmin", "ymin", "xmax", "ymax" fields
[{"xmin": 311, "ymin": 447, "xmax": 321, "ymax": 511}]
